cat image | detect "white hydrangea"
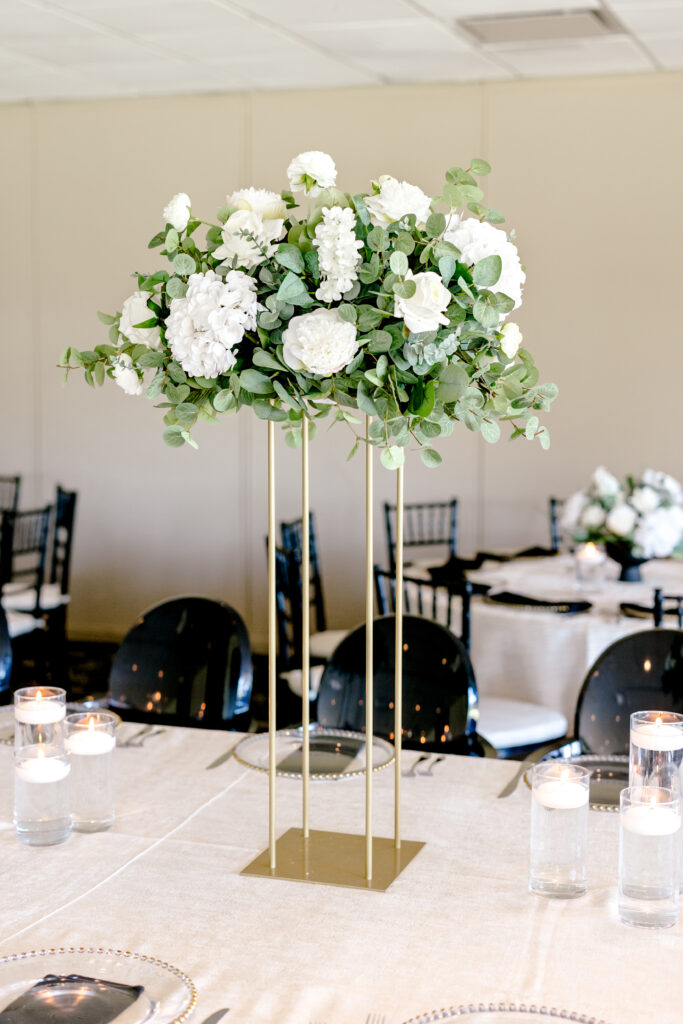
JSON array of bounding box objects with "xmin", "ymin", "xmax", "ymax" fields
[
  {"xmin": 112, "ymin": 353, "xmax": 144, "ymax": 397},
  {"xmin": 642, "ymin": 469, "xmax": 683, "ymax": 504},
  {"xmin": 165, "ymin": 269, "xmax": 260, "ymax": 379},
  {"xmin": 119, "ymin": 291, "xmax": 160, "ymax": 348},
  {"xmin": 365, "ymin": 176, "xmax": 432, "ymax": 230},
  {"xmin": 228, "ymin": 187, "xmax": 287, "ymax": 222},
  {"xmin": 163, "ymin": 192, "xmax": 191, "ymax": 231},
  {"xmin": 214, "ymin": 209, "xmax": 284, "ymax": 270},
  {"xmin": 282, "ymin": 307, "xmax": 358, "ymax": 377},
  {"xmin": 606, "ymin": 504, "xmax": 637, "ymax": 538},
  {"xmin": 634, "ymin": 506, "xmax": 683, "ymax": 559},
  {"xmin": 631, "ymin": 486, "xmax": 660, "ymax": 515},
  {"xmin": 313, "ymin": 206, "xmax": 363, "ymax": 303},
  {"xmin": 287, "ymin": 151, "xmax": 337, "ymax": 196},
  {"xmin": 443, "ymin": 215, "xmax": 525, "ymax": 311}
]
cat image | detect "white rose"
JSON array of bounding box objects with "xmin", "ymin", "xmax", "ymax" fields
[
  {"xmin": 581, "ymin": 503, "xmax": 606, "ymax": 530},
  {"xmin": 282, "ymin": 307, "xmax": 358, "ymax": 377},
  {"xmin": 286, "ymin": 151, "xmax": 337, "ymax": 196},
  {"xmin": 393, "ymin": 270, "xmax": 451, "ymax": 335},
  {"xmin": 500, "ymin": 322, "xmax": 522, "ymax": 360},
  {"xmin": 591, "ymin": 465, "xmax": 621, "ymax": 498},
  {"xmin": 365, "ymin": 175, "xmax": 432, "ymax": 230},
  {"xmin": 228, "ymin": 187, "xmax": 286, "ymax": 222},
  {"xmin": 214, "ymin": 209, "xmax": 283, "ymax": 270},
  {"xmin": 631, "ymin": 485, "xmax": 660, "ymax": 515},
  {"xmin": 112, "ymin": 354, "xmax": 144, "ymax": 397},
  {"xmin": 119, "ymin": 291, "xmax": 160, "ymax": 348},
  {"xmin": 560, "ymin": 491, "xmax": 588, "ymax": 532},
  {"xmin": 606, "ymin": 504, "xmax": 637, "ymax": 538},
  {"xmin": 163, "ymin": 192, "xmax": 191, "ymax": 232},
  {"xmin": 443, "ymin": 214, "xmax": 525, "ymax": 312}
]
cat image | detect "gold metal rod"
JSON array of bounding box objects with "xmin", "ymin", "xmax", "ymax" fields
[
  {"xmin": 394, "ymin": 461, "xmax": 404, "ymax": 849},
  {"xmin": 365, "ymin": 416, "xmax": 374, "ymax": 881},
  {"xmin": 301, "ymin": 415, "xmax": 310, "ymax": 839},
  {"xmin": 268, "ymin": 420, "xmax": 277, "ymax": 870}
]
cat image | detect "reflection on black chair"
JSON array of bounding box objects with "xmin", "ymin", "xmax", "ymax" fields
[
  {"xmin": 0, "ymin": 606, "xmax": 12, "ymax": 700},
  {"xmin": 384, "ymin": 499, "xmax": 457, "ymax": 572},
  {"xmin": 106, "ymin": 596, "xmax": 253, "ymax": 729},
  {"xmin": 316, "ymin": 614, "xmax": 490, "ymax": 755},
  {"xmin": 0, "ymin": 476, "xmax": 20, "ymax": 514},
  {"xmin": 374, "ymin": 566, "xmax": 474, "ymax": 651}
]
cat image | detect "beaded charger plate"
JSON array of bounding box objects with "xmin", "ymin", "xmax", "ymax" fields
[
  {"xmin": 523, "ymin": 754, "xmax": 628, "ymax": 813},
  {"xmin": 0, "ymin": 947, "xmax": 196, "ymax": 1023},
  {"xmin": 234, "ymin": 725, "xmax": 394, "ymax": 780},
  {"xmin": 402, "ymin": 1003, "xmax": 609, "ymax": 1022}
]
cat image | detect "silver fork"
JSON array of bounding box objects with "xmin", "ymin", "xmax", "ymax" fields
[
  {"xmin": 121, "ymin": 726, "xmax": 165, "ymax": 748},
  {"xmin": 119, "ymin": 725, "xmax": 153, "ymax": 747},
  {"xmin": 403, "ymin": 754, "xmax": 430, "ymax": 777}
]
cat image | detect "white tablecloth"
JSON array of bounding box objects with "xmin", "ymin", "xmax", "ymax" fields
[{"xmin": 0, "ymin": 724, "xmax": 681, "ymax": 1023}]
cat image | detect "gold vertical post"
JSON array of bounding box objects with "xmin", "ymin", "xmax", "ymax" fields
[
  {"xmin": 394, "ymin": 462, "xmax": 404, "ymax": 849},
  {"xmin": 301, "ymin": 416, "xmax": 310, "ymax": 840},
  {"xmin": 267, "ymin": 420, "xmax": 277, "ymax": 870},
  {"xmin": 365, "ymin": 416, "xmax": 374, "ymax": 881}
]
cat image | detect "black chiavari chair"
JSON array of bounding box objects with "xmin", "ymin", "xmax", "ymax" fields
[
  {"xmin": 280, "ymin": 513, "xmax": 327, "ymax": 633},
  {"xmin": 549, "ymin": 497, "xmax": 563, "ymax": 554},
  {"xmin": 384, "ymin": 499, "xmax": 457, "ymax": 572},
  {"xmin": 374, "ymin": 566, "xmax": 474, "ymax": 651},
  {"xmin": 0, "ymin": 507, "xmax": 52, "ymax": 617},
  {"xmin": 0, "ymin": 476, "xmax": 20, "ymax": 514}
]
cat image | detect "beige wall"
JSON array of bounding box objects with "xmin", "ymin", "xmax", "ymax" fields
[{"xmin": 1, "ymin": 72, "xmax": 681, "ymax": 646}]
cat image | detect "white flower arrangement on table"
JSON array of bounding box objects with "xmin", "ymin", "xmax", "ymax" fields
[
  {"xmin": 562, "ymin": 467, "xmax": 683, "ymax": 560},
  {"xmin": 61, "ymin": 150, "xmax": 556, "ymax": 469}
]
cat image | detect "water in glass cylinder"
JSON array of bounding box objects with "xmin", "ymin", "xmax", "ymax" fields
[{"xmin": 14, "ymin": 747, "xmax": 71, "ymax": 846}]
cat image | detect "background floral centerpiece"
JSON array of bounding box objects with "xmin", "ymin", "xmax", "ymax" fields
[
  {"xmin": 61, "ymin": 150, "xmax": 556, "ymax": 470},
  {"xmin": 562, "ymin": 467, "xmax": 683, "ymax": 581}
]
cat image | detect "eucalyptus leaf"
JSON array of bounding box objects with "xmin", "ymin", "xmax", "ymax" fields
[
  {"xmin": 389, "ymin": 250, "xmax": 409, "ymax": 276},
  {"xmin": 420, "ymin": 448, "xmax": 442, "ymax": 468},
  {"xmin": 380, "ymin": 446, "xmax": 404, "ymax": 471},
  {"xmin": 472, "ymin": 254, "xmax": 502, "ymax": 288}
]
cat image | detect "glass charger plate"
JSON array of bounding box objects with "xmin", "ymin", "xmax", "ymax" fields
[
  {"xmin": 524, "ymin": 754, "xmax": 628, "ymax": 812},
  {"xmin": 403, "ymin": 1003, "xmax": 609, "ymax": 1022},
  {"xmin": 0, "ymin": 947, "xmax": 196, "ymax": 1023},
  {"xmin": 0, "ymin": 703, "xmax": 122, "ymax": 745},
  {"xmin": 234, "ymin": 726, "xmax": 394, "ymax": 780}
]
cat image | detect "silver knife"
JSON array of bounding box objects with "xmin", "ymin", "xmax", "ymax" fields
[{"xmin": 206, "ymin": 739, "xmax": 241, "ymax": 770}]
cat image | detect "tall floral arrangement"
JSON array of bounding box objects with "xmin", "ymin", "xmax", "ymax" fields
[
  {"xmin": 562, "ymin": 467, "xmax": 683, "ymax": 559},
  {"xmin": 62, "ymin": 151, "xmax": 556, "ymax": 469}
]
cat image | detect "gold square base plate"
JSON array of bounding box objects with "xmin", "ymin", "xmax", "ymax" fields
[{"xmin": 241, "ymin": 827, "xmax": 425, "ymax": 891}]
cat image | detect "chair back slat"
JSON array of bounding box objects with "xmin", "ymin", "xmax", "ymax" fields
[
  {"xmin": 280, "ymin": 512, "xmax": 327, "ymax": 634},
  {"xmin": 373, "ymin": 566, "xmax": 473, "ymax": 650},
  {"xmin": 0, "ymin": 506, "xmax": 52, "ymax": 615},
  {"xmin": 50, "ymin": 486, "xmax": 78, "ymax": 594},
  {"xmin": 384, "ymin": 499, "xmax": 458, "ymax": 571},
  {"xmin": 0, "ymin": 476, "xmax": 20, "ymax": 513},
  {"xmin": 549, "ymin": 497, "xmax": 563, "ymax": 553},
  {"xmin": 653, "ymin": 588, "xmax": 683, "ymax": 629}
]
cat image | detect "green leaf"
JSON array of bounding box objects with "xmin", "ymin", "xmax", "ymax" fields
[
  {"xmin": 389, "ymin": 250, "xmax": 409, "ymax": 276},
  {"xmin": 472, "ymin": 254, "xmax": 502, "ymax": 288},
  {"xmin": 253, "ymin": 399, "xmax": 288, "ymax": 421},
  {"xmin": 393, "ymin": 280, "xmax": 416, "ymax": 301},
  {"xmin": 473, "ymin": 298, "xmax": 500, "ymax": 329},
  {"xmin": 367, "ymin": 330, "xmax": 393, "ymax": 354},
  {"xmin": 180, "ymin": 430, "xmax": 199, "ymax": 450},
  {"xmin": 538, "ymin": 427, "xmax": 551, "ymax": 450},
  {"xmin": 367, "ymin": 226, "xmax": 389, "ymax": 252},
  {"xmin": 275, "ymin": 243, "xmax": 305, "ymax": 274},
  {"xmin": 213, "ymin": 389, "xmax": 234, "ymax": 413},
  {"xmin": 394, "ymin": 232, "xmax": 415, "ymax": 255},
  {"xmin": 163, "ymin": 426, "xmax": 185, "ymax": 448},
  {"xmin": 173, "ymin": 253, "xmax": 196, "ymax": 276},
  {"xmin": 165, "ymin": 227, "xmax": 179, "ymax": 250},
  {"xmin": 168, "ymin": 362, "xmax": 187, "ymax": 385},
  {"xmin": 443, "ymin": 184, "xmax": 466, "ymax": 209},
  {"xmin": 216, "ymin": 206, "xmax": 233, "ymax": 224},
  {"xmin": 420, "ymin": 448, "xmax": 442, "ymax": 468},
  {"xmin": 273, "ymin": 379, "xmax": 301, "ymax": 410},
  {"xmin": 425, "ymin": 212, "xmax": 446, "ymax": 238},
  {"xmin": 337, "ymin": 304, "xmax": 357, "ymax": 324},
  {"xmin": 166, "ymin": 277, "xmax": 187, "ymax": 300},
  {"xmin": 253, "ymin": 349, "xmax": 284, "ymax": 371},
  {"xmin": 97, "ymin": 311, "xmax": 117, "ymax": 325},
  {"xmin": 174, "ymin": 402, "xmax": 197, "ymax": 426},
  {"xmin": 438, "ymin": 364, "xmax": 468, "ymax": 403},
  {"xmin": 409, "ymin": 379, "xmax": 435, "ymax": 417},
  {"xmin": 131, "ymin": 317, "xmax": 158, "ymax": 330},
  {"xmin": 138, "ymin": 350, "xmax": 164, "ymax": 368},
  {"xmin": 485, "ymin": 209, "xmax": 505, "ymax": 225},
  {"xmin": 357, "ymin": 305, "xmax": 384, "ymax": 332},
  {"xmin": 93, "ymin": 361, "xmax": 105, "ymax": 386},
  {"xmin": 380, "ymin": 446, "xmax": 405, "ymax": 471},
  {"xmin": 276, "ymin": 271, "xmax": 308, "ymax": 304},
  {"xmin": 470, "ymin": 158, "xmax": 491, "ymax": 176},
  {"xmin": 356, "ymin": 380, "xmax": 377, "ymax": 417},
  {"xmin": 438, "ymin": 256, "xmax": 456, "ymax": 286},
  {"xmin": 240, "ymin": 368, "xmax": 274, "ymax": 395},
  {"xmin": 525, "ymin": 415, "xmax": 539, "ymax": 440},
  {"xmin": 480, "ymin": 419, "xmax": 501, "ymax": 444}
]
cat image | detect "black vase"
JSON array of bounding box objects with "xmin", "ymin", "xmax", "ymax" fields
[{"xmin": 605, "ymin": 541, "xmax": 648, "ymax": 583}]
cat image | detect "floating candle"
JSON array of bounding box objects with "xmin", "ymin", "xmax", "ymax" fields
[
  {"xmin": 66, "ymin": 716, "xmax": 116, "ymax": 756},
  {"xmin": 15, "ymin": 750, "xmax": 70, "ymax": 784},
  {"xmin": 14, "ymin": 689, "xmax": 66, "ymax": 725},
  {"xmin": 630, "ymin": 715, "xmax": 683, "ymax": 752},
  {"xmin": 622, "ymin": 802, "xmax": 681, "ymax": 837},
  {"xmin": 533, "ymin": 777, "xmax": 589, "ymax": 809},
  {"xmin": 576, "ymin": 542, "xmax": 605, "ymax": 567}
]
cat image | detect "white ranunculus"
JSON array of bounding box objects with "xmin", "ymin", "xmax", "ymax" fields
[
  {"xmin": 365, "ymin": 175, "xmax": 432, "ymax": 230},
  {"xmin": 112, "ymin": 354, "xmax": 144, "ymax": 397},
  {"xmin": 228, "ymin": 187, "xmax": 286, "ymax": 222},
  {"xmin": 163, "ymin": 192, "xmax": 191, "ymax": 232},
  {"xmin": 119, "ymin": 291, "xmax": 160, "ymax": 348},
  {"xmin": 606, "ymin": 504, "xmax": 637, "ymax": 538},
  {"xmin": 443, "ymin": 214, "xmax": 525, "ymax": 312},
  {"xmin": 560, "ymin": 491, "xmax": 588, "ymax": 532},
  {"xmin": 500, "ymin": 322, "xmax": 522, "ymax": 360},
  {"xmin": 631, "ymin": 485, "xmax": 660, "ymax": 515},
  {"xmin": 286, "ymin": 151, "xmax": 337, "ymax": 196},
  {"xmin": 282, "ymin": 307, "xmax": 358, "ymax": 377},
  {"xmin": 592, "ymin": 465, "xmax": 621, "ymax": 498},
  {"xmin": 214, "ymin": 209, "xmax": 284, "ymax": 270},
  {"xmin": 581, "ymin": 503, "xmax": 606, "ymax": 530},
  {"xmin": 634, "ymin": 506, "xmax": 683, "ymax": 559},
  {"xmin": 394, "ymin": 270, "xmax": 451, "ymax": 335},
  {"xmin": 313, "ymin": 206, "xmax": 363, "ymax": 303}
]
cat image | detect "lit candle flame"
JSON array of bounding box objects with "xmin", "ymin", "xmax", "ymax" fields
[
  {"xmin": 37, "ymin": 747, "xmax": 45, "ymax": 760},
  {"xmin": 88, "ymin": 716, "xmax": 95, "ymax": 734},
  {"xmin": 585, "ymin": 542, "xmax": 597, "ymax": 555},
  {"xmin": 36, "ymin": 690, "xmax": 42, "ymax": 701},
  {"xmin": 656, "ymin": 716, "xmax": 662, "ymax": 728}
]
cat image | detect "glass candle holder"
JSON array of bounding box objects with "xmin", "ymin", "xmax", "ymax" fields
[
  {"xmin": 65, "ymin": 712, "xmax": 117, "ymax": 832},
  {"xmin": 529, "ymin": 761, "xmax": 590, "ymax": 898},
  {"xmin": 14, "ymin": 743, "xmax": 71, "ymax": 846},
  {"xmin": 574, "ymin": 542, "xmax": 606, "ymax": 591},
  {"xmin": 630, "ymin": 711, "xmax": 683, "ymax": 786},
  {"xmin": 619, "ymin": 785, "xmax": 680, "ymax": 928},
  {"xmin": 14, "ymin": 686, "xmax": 66, "ymax": 751}
]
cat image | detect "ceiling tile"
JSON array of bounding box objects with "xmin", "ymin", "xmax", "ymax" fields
[
  {"xmin": 0, "ymin": 0, "xmax": 89, "ymax": 38},
  {"xmin": 299, "ymin": 19, "xmax": 473, "ymax": 57},
  {"xmin": 220, "ymin": 48, "xmax": 378, "ymax": 89},
  {"xmin": 638, "ymin": 34, "xmax": 683, "ymax": 69},
  {"xmin": 50, "ymin": 0, "xmax": 245, "ymax": 36},
  {"xmin": 226, "ymin": 0, "xmax": 419, "ymax": 27},
  {"xmin": 494, "ymin": 36, "xmax": 654, "ymax": 76},
  {"xmin": 415, "ymin": 0, "xmax": 600, "ymax": 18},
  {"xmin": 607, "ymin": 3, "xmax": 683, "ymax": 35},
  {"xmin": 7, "ymin": 30, "xmax": 159, "ymax": 68},
  {"xmin": 360, "ymin": 50, "xmax": 511, "ymax": 82},
  {"xmin": 139, "ymin": 23, "xmax": 297, "ymax": 62}
]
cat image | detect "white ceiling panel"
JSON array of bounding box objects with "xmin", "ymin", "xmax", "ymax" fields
[
  {"xmin": 414, "ymin": 0, "xmax": 600, "ymax": 17},
  {"xmin": 498, "ymin": 36, "xmax": 654, "ymax": 76},
  {"xmin": 299, "ymin": 19, "xmax": 473, "ymax": 58},
  {"xmin": 638, "ymin": 34, "xmax": 683, "ymax": 68},
  {"xmin": 607, "ymin": 4, "xmax": 683, "ymax": 35},
  {"xmin": 226, "ymin": 0, "xmax": 420, "ymax": 27},
  {"xmin": 6, "ymin": 30, "xmax": 161, "ymax": 68},
  {"xmin": 360, "ymin": 49, "xmax": 512, "ymax": 83},
  {"xmin": 48, "ymin": 0, "xmax": 247, "ymax": 36}
]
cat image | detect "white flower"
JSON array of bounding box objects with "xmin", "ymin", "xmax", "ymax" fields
[
  {"xmin": 561, "ymin": 491, "xmax": 588, "ymax": 532},
  {"xmin": 365, "ymin": 175, "xmax": 432, "ymax": 230},
  {"xmin": 214, "ymin": 209, "xmax": 284, "ymax": 270},
  {"xmin": 642, "ymin": 469, "xmax": 683, "ymax": 504},
  {"xmin": 286, "ymin": 151, "xmax": 337, "ymax": 196},
  {"xmin": 165, "ymin": 269, "xmax": 260, "ymax": 379},
  {"xmin": 500, "ymin": 322, "xmax": 522, "ymax": 360},
  {"xmin": 581, "ymin": 503, "xmax": 606, "ymax": 530},
  {"xmin": 393, "ymin": 270, "xmax": 451, "ymax": 335},
  {"xmin": 631, "ymin": 486, "xmax": 660, "ymax": 515},
  {"xmin": 313, "ymin": 206, "xmax": 363, "ymax": 303},
  {"xmin": 282, "ymin": 307, "xmax": 358, "ymax": 377},
  {"xmin": 119, "ymin": 291, "xmax": 160, "ymax": 348},
  {"xmin": 634, "ymin": 507, "xmax": 683, "ymax": 559},
  {"xmin": 606, "ymin": 504, "xmax": 637, "ymax": 538},
  {"xmin": 591, "ymin": 466, "xmax": 620, "ymax": 498},
  {"xmin": 228, "ymin": 187, "xmax": 286, "ymax": 222},
  {"xmin": 112, "ymin": 354, "xmax": 144, "ymax": 397},
  {"xmin": 163, "ymin": 192, "xmax": 191, "ymax": 232},
  {"xmin": 443, "ymin": 215, "xmax": 525, "ymax": 311}
]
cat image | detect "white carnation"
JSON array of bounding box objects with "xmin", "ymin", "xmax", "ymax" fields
[
  {"xmin": 443, "ymin": 215, "xmax": 525, "ymax": 312},
  {"xmin": 165, "ymin": 269, "xmax": 260, "ymax": 379},
  {"xmin": 313, "ymin": 206, "xmax": 363, "ymax": 303},
  {"xmin": 365, "ymin": 176, "xmax": 432, "ymax": 230},
  {"xmin": 119, "ymin": 291, "xmax": 160, "ymax": 348},
  {"xmin": 394, "ymin": 270, "xmax": 451, "ymax": 335},
  {"xmin": 287, "ymin": 151, "xmax": 337, "ymax": 196},
  {"xmin": 606, "ymin": 504, "xmax": 637, "ymax": 538},
  {"xmin": 581, "ymin": 503, "xmax": 606, "ymax": 530},
  {"xmin": 592, "ymin": 465, "xmax": 621, "ymax": 498},
  {"xmin": 214, "ymin": 209, "xmax": 284, "ymax": 270},
  {"xmin": 560, "ymin": 491, "xmax": 588, "ymax": 532},
  {"xmin": 163, "ymin": 192, "xmax": 191, "ymax": 232},
  {"xmin": 282, "ymin": 307, "xmax": 358, "ymax": 377},
  {"xmin": 634, "ymin": 507, "xmax": 683, "ymax": 559},
  {"xmin": 500, "ymin": 322, "xmax": 522, "ymax": 361},
  {"xmin": 112, "ymin": 353, "xmax": 144, "ymax": 397},
  {"xmin": 228, "ymin": 187, "xmax": 286, "ymax": 222}
]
